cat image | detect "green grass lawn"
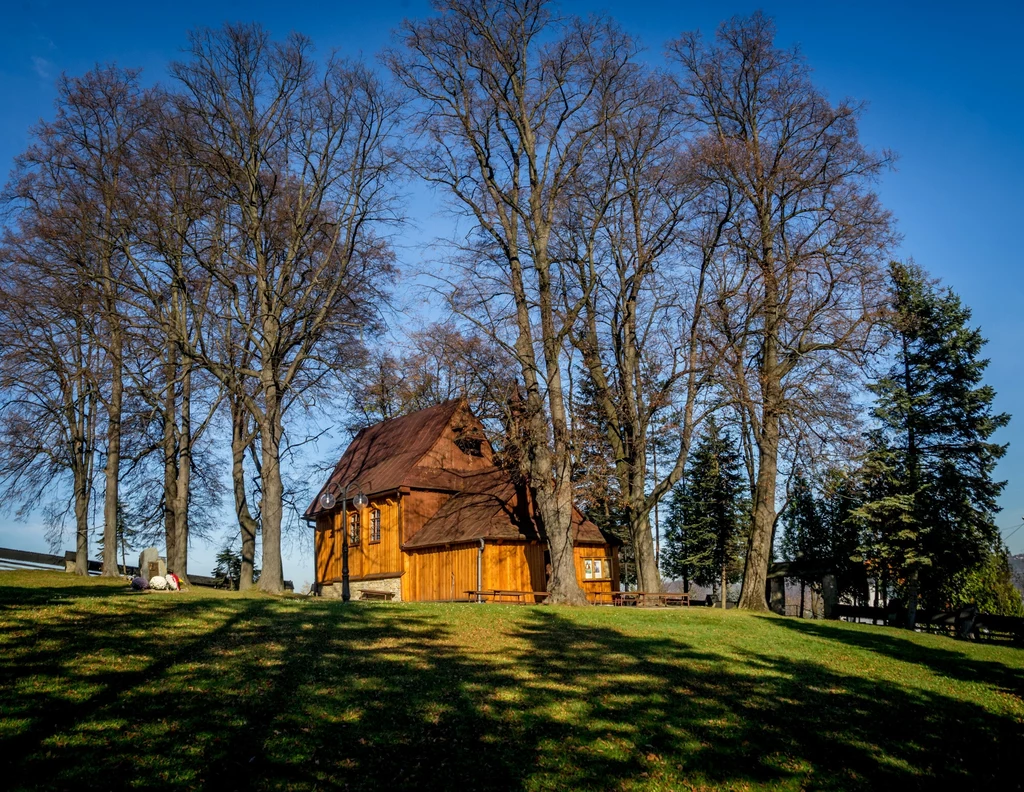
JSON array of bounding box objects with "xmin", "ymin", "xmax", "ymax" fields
[{"xmin": 1, "ymin": 571, "xmax": 1021, "ymax": 791}]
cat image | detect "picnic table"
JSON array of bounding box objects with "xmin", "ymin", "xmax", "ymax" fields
[
  {"xmin": 465, "ymin": 589, "xmax": 549, "ymax": 604},
  {"xmin": 588, "ymin": 590, "xmax": 619, "ymax": 605},
  {"xmin": 466, "ymin": 589, "xmax": 690, "ymax": 607},
  {"xmin": 597, "ymin": 591, "xmax": 689, "ymax": 607}
]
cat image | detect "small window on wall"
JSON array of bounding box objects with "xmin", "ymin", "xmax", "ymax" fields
[
  {"xmin": 583, "ymin": 557, "xmax": 612, "ymax": 581},
  {"xmin": 349, "ymin": 512, "xmax": 361, "ymax": 545},
  {"xmin": 370, "ymin": 508, "xmax": 381, "ymax": 543}
]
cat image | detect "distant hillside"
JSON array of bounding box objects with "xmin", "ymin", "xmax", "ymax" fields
[{"xmin": 1011, "ymin": 554, "xmax": 1024, "ymax": 596}]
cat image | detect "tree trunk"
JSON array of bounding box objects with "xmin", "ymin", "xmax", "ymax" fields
[
  {"xmin": 630, "ymin": 504, "xmax": 661, "ymax": 593},
  {"xmin": 906, "ymin": 566, "xmax": 920, "ymax": 630},
  {"xmin": 169, "ymin": 365, "xmax": 191, "ymax": 581},
  {"xmin": 721, "ymin": 563, "xmax": 727, "ymax": 609},
  {"xmin": 257, "ymin": 383, "xmax": 285, "ymax": 594},
  {"xmin": 101, "ymin": 323, "xmax": 122, "ymax": 576},
  {"xmin": 73, "ymin": 459, "xmax": 90, "ymax": 576},
  {"xmin": 800, "ymin": 581, "xmax": 806, "ymax": 618},
  {"xmin": 508, "ymin": 245, "xmax": 586, "ymax": 606},
  {"xmin": 738, "ymin": 239, "xmax": 782, "ymax": 611},
  {"xmin": 162, "ymin": 340, "xmax": 180, "ymax": 577},
  {"xmin": 528, "ymin": 425, "xmax": 586, "ymax": 605},
  {"xmin": 738, "ymin": 406, "xmax": 779, "ymax": 611},
  {"xmin": 232, "ymin": 396, "xmax": 259, "ymax": 590}
]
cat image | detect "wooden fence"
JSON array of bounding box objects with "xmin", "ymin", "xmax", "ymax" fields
[{"xmin": 833, "ymin": 603, "xmax": 1024, "ymax": 642}]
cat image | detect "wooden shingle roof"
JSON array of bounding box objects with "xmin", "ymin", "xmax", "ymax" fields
[
  {"xmin": 404, "ymin": 468, "xmax": 612, "ymax": 548},
  {"xmin": 304, "ymin": 400, "xmax": 470, "ymax": 520},
  {"xmin": 306, "ymin": 400, "xmax": 618, "ymax": 548}
]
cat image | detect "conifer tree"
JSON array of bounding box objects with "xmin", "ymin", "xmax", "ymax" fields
[
  {"xmin": 779, "ymin": 471, "xmax": 824, "ymax": 614},
  {"xmin": 779, "ymin": 472, "xmax": 825, "ymax": 570},
  {"xmin": 854, "ymin": 262, "xmax": 1009, "ymax": 625},
  {"xmin": 780, "ymin": 469, "xmax": 866, "ymax": 614},
  {"xmin": 661, "ymin": 420, "xmax": 748, "ymax": 603}
]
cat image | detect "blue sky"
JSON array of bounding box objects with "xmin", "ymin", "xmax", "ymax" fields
[{"xmin": 2, "ymin": 1, "xmax": 1023, "ymax": 581}]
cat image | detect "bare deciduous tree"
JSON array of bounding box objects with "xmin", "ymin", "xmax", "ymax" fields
[
  {"xmin": 0, "ymin": 221, "xmax": 102, "ymax": 573},
  {"xmin": 670, "ymin": 13, "xmax": 896, "ymax": 610},
  {"xmin": 170, "ymin": 24, "xmax": 401, "ymax": 593},
  {"xmin": 390, "ymin": 0, "xmax": 640, "ymax": 604},
  {"xmin": 6, "ymin": 66, "xmax": 155, "ymax": 576},
  {"xmin": 560, "ymin": 71, "xmax": 729, "ymax": 592}
]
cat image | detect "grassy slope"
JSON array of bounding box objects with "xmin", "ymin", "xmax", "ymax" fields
[{"xmin": 1, "ymin": 571, "xmax": 1021, "ymax": 791}]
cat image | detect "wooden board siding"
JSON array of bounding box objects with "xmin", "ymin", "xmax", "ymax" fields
[
  {"xmin": 403, "ymin": 489, "xmax": 452, "ymax": 544},
  {"xmin": 314, "ymin": 513, "xmax": 337, "ymax": 584},
  {"xmin": 315, "ymin": 496, "xmax": 401, "ymax": 584},
  {"xmin": 418, "ymin": 406, "xmax": 497, "ymax": 469},
  {"xmin": 574, "ymin": 544, "xmax": 619, "ymax": 597},
  {"xmin": 345, "ymin": 495, "xmax": 401, "ymax": 580},
  {"xmin": 402, "ymin": 541, "xmax": 612, "ymax": 603},
  {"xmin": 403, "ymin": 544, "xmax": 479, "ymax": 601},
  {"xmin": 484, "ymin": 542, "xmax": 547, "ymax": 600}
]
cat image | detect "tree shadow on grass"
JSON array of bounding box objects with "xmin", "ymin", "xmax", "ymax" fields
[
  {"xmin": 1, "ymin": 591, "xmax": 1021, "ymax": 791},
  {"xmin": 505, "ymin": 609, "xmax": 1022, "ymax": 791},
  {"xmin": 765, "ymin": 616, "xmax": 1024, "ymax": 700},
  {"xmin": 1, "ymin": 595, "xmax": 530, "ymax": 791},
  {"xmin": 0, "ymin": 579, "xmax": 134, "ymax": 607}
]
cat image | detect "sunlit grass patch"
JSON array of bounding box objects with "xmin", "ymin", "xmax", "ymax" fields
[{"xmin": 1, "ymin": 570, "xmax": 1023, "ymax": 791}]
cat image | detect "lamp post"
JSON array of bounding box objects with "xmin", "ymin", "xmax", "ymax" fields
[{"xmin": 340, "ymin": 482, "xmax": 368, "ymax": 602}]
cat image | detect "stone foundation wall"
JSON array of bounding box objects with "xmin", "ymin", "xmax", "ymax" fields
[
  {"xmin": 352, "ymin": 577, "xmax": 402, "ymax": 602},
  {"xmin": 319, "ymin": 576, "xmax": 402, "ymax": 601}
]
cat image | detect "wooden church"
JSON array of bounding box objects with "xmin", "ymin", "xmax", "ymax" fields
[{"xmin": 305, "ymin": 399, "xmax": 620, "ymax": 602}]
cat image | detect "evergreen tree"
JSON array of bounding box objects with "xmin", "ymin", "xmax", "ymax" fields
[
  {"xmin": 213, "ymin": 545, "xmax": 260, "ymax": 588},
  {"xmin": 661, "ymin": 420, "xmax": 748, "ymax": 600},
  {"xmin": 570, "ymin": 371, "xmax": 632, "ymax": 585},
  {"xmin": 780, "ymin": 469, "xmax": 868, "ymax": 614},
  {"xmin": 817, "ymin": 469, "xmax": 869, "ymax": 604},
  {"xmin": 854, "ymin": 262, "xmax": 1009, "ymax": 624},
  {"xmin": 779, "ymin": 472, "xmax": 826, "ymax": 572},
  {"xmin": 779, "ymin": 471, "xmax": 825, "ymax": 615}
]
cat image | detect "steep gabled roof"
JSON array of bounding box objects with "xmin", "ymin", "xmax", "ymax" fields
[
  {"xmin": 305, "ymin": 400, "xmax": 469, "ymax": 519},
  {"xmin": 403, "ymin": 469, "xmax": 536, "ymax": 547},
  {"xmin": 306, "ymin": 400, "xmax": 620, "ymax": 548},
  {"xmin": 404, "ymin": 469, "xmax": 616, "ymax": 549}
]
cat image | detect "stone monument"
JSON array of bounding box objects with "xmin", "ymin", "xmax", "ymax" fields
[{"xmin": 138, "ymin": 547, "xmax": 167, "ymax": 582}]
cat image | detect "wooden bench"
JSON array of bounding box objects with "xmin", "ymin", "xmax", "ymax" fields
[
  {"xmin": 613, "ymin": 591, "xmax": 689, "ymax": 607},
  {"xmin": 358, "ymin": 589, "xmax": 395, "ymax": 601}
]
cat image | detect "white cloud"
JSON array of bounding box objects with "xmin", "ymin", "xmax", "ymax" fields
[{"xmin": 31, "ymin": 55, "xmax": 53, "ymax": 80}]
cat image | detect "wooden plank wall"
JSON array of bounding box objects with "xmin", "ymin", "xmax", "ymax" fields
[
  {"xmin": 403, "ymin": 544, "xmax": 479, "ymax": 601},
  {"xmin": 402, "ymin": 541, "xmax": 619, "ymax": 602},
  {"xmin": 346, "ymin": 495, "xmax": 401, "ymax": 579},
  {"xmin": 314, "ymin": 496, "xmax": 401, "ymax": 583},
  {"xmin": 484, "ymin": 542, "xmax": 546, "ymax": 600},
  {"xmin": 314, "ymin": 514, "xmax": 336, "ymax": 583},
  {"xmin": 403, "ymin": 490, "xmax": 452, "ymax": 543},
  {"xmin": 574, "ymin": 544, "xmax": 619, "ymax": 596}
]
